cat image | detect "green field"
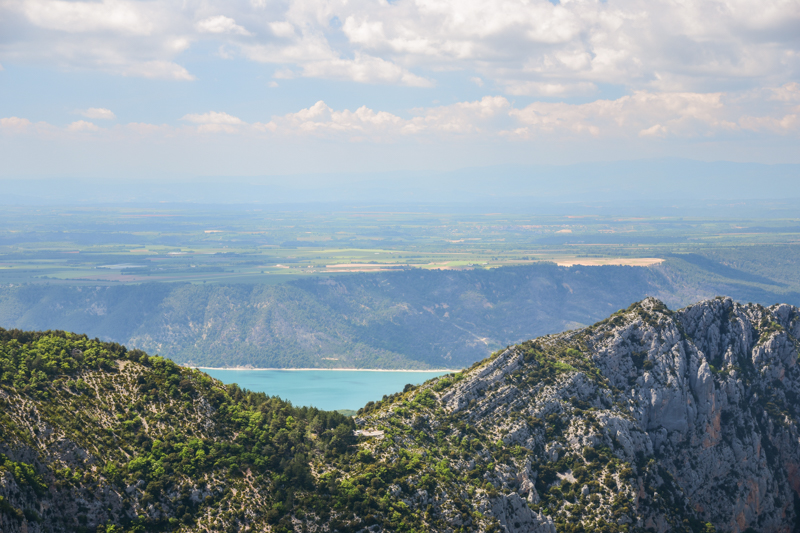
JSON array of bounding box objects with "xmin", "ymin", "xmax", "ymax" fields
[{"xmin": 2, "ymin": 205, "xmax": 800, "ymax": 289}]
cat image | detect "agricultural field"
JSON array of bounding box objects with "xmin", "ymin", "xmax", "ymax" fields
[{"xmin": 2, "ymin": 205, "xmax": 799, "ymax": 288}]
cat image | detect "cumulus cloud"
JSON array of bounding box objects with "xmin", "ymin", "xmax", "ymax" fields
[
  {"xmin": 181, "ymin": 111, "xmax": 245, "ymax": 133},
  {"xmin": 507, "ymin": 92, "xmax": 741, "ymax": 138},
  {"xmin": 0, "ymin": 117, "xmax": 32, "ymax": 129},
  {"xmin": 181, "ymin": 111, "xmax": 244, "ymax": 124},
  {"xmin": 197, "ymin": 16, "xmax": 250, "ymax": 36},
  {"xmin": 769, "ymin": 82, "xmax": 800, "ymax": 103},
  {"xmin": 268, "ymin": 22, "xmax": 296, "ymax": 39},
  {"xmin": 328, "ymin": 0, "xmax": 800, "ymax": 92},
  {"xmin": 2, "ymin": 0, "xmax": 192, "ymax": 80},
  {"xmin": 81, "ymin": 108, "xmax": 116, "ymax": 120},
  {"xmin": 299, "ymin": 54, "xmax": 433, "ymax": 87},
  {"xmin": 67, "ymin": 120, "xmax": 100, "ymax": 131},
  {"xmin": 503, "ymin": 81, "xmax": 597, "ymax": 97},
  {"xmin": 739, "ymin": 114, "xmax": 799, "ymax": 133},
  {"xmin": 16, "ymin": 0, "xmax": 159, "ymax": 35},
  {"xmin": 260, "ymin": 90, "xmax": 799, "ymax": 140},
  {"xmin": 4, "ymin": 85, "xmax": 799, "ymax": 143},
  {"xmin": 261, "ymin": 96, "xmax": 512, "ymax": 138},
  {"xmin": 262, "ymin": 101, "xmax": 408, "ymax": 139},
  {"xmin": 413, "ymin": 96, "xmax": 512, "ymax": 133},
  {"xmin": 4, "ymin": 0, "xmax": 797, "ymax": 91}
]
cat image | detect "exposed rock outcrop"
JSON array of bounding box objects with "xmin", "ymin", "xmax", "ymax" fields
[
  {"xmin": 4, "ymin": 296, "xmax": 800, "ymax": 532},
  {"xmin": 357, "ymin": 297, "xmax": 800, "ymax": 532}
]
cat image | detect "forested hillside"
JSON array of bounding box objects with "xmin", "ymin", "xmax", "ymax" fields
[
  {"xmin": 4, "ymin": 297, "xmax": 800, "ymax": 532},
  {"xmin": 0, "ymin": 259, "xmax": 797, "ymax": 369},
  {"xmin": 0, "ymin": 328, "xmax": 356, "ymax": 532}
]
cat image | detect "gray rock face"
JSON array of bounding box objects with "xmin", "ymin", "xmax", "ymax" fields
[
  {"xmin": 367, "ymin": 297, "xmax": 800, "ymax": 533},
  {"xmin": 586, "ymin": 297, "xmax": 800, "ymax": 532},
  {"xmin": 491, "ymin": 492, "xmax": 556, "ymax": 533}
]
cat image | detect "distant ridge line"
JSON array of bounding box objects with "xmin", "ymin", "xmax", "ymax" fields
[{"xmin": 193, "ymin": 366, "xmax": 462, "ymax": 372}]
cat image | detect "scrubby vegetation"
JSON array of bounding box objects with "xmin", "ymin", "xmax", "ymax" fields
[
  {"xmin": 0, "ymin": 328, "xmax": 355, "ymax": 532},
  {"xmin": 343, "ymin": 338, "xmax": 648, "ymax": 533},
  {"xmin": 3, "ymin": 295, "xmax": 800, "ymax": 532}
]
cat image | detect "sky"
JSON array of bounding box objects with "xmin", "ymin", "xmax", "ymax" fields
[{"xmin": 1, "ymin": 0, "xmax": 799, "ymax": 178}]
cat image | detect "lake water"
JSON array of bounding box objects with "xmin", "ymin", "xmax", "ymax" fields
[{"xmin": 202, "ymin": 369, "xmax": 451, "ymax": 410}]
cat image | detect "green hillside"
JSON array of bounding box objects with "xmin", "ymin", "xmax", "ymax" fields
[{"xmin": 0, "ymin": 328, "xmax": 355, "ymax": 532}]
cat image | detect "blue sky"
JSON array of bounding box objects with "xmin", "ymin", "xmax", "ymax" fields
[{"xmin": 1, "ymin": 0, "xmax": 799, "ymax": 178}]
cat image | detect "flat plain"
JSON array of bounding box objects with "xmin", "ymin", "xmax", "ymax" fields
[{"xmin": 2, "ymin": 205, "xmax": 799, "ymax": 289}]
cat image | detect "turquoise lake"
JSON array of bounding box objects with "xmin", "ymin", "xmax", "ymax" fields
[{"xmin": 202, "ymin": 369, "xmax": 451, "ymax": 410}]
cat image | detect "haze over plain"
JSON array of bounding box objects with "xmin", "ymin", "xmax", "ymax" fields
[{"xmin": 1, "ymin": 0, "xmax": 799, "ymax": 181}]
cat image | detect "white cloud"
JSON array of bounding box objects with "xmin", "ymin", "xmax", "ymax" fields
[
  {"xmin": 503, "ymin": 81, "xmax": 597, "ymax": 97},
  {"xmin": 253, "ymin": 121, "xmax": 278, "ymax": 132},
  {"xmin": 4, "ymin": 86, "xmax": 799, "ymax": 144},
  {"xmin": 638, "ymin": 124, "xmax": 669, "ymax": 138},
  {"xmin": 507, "ymin": 91, "xmax": 739, "ymax": 138},
  {"xmin": 181, "ymin": 111, "xmax": 245, "ymax": 133},
  {"xmin": 197, "ymin": 16, "xmax": 251, "ymax": 36},
  {"xmin": 342, "ymin": 16, "xmax": 386, "ymax": 48},
  {"xmin": 260, "ymin": 96, "xmax": 513, "ymax": 139},
  {"xmin": 268, "ymin": 22, "xmax": 296, "ymax": 39},
  {"xmin": 414, "ymin": 96, "xmax": 511, "ymax": 133},
  {"xmin": 3, "ymin": 0, "xmax": 193, "ymax": 80},
  {"xmin": 0, "ymin": 117, "xmax": 32, "ymax": 129},
  {"xmin": 3, "ymin": 0, "xmax": 798, "ymax": 91},
  {"xmin": 81, "ymin": 108, "xmax": 116, "ymax": 120},
  {"xmin": 300, "ymin": 54, "xmax": 433, "ymax": 87},
  {"xmin": 17, "ymin": 0, "xmax": 159, "ymax": 35},
  {"xmin": 769, "ymin": 82, "xmax": 800, "ymax": 102},
  {"xmin": 739, "ymin": 113, "xmax": 799, "ymax": 133},
  {"xmin": 262, "ymin": 90, "xmax": 799, "ymax": 140},
  {"xmin": 67, "ymin": 120, "xmax": 99, "ymax": 131},
  {"xmin": 322, "ymin": 0, "xmax": 800, "ymax": 92},
  {"xmin": 265, "ymin": 101, "xmax": 408, "ymax": 139},
  {"xmin": 181, "ymin": 111, "xmax": 244, "ymax": 124}
]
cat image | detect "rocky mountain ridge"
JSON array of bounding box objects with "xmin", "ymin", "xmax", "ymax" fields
[
  {"xmin": 2, "ymin": 296, "xmax": 800, "ymax": 532},
  {"xmin": 353, "ymin": 296, "xmax": 800, "ymax": 533}
]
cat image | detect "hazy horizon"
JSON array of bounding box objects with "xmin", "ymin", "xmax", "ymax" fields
[{"xmin": 0, "ymin": 159, "xmax": 797, "ymax": 218}]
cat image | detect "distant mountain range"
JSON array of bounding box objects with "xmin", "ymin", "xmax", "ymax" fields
[{"xmin": 1, "ymin": 258, "xmax": 798, "ymax": 369}]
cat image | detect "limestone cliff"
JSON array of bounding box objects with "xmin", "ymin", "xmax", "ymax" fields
[{"xmin": 355, "ymin": 297, "xmax": 800, "ymax": 532}]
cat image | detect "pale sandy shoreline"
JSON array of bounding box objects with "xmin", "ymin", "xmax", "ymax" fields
[{"xmin": 193, "ymin": 366, "xmax": 460, "ymax": 372}]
